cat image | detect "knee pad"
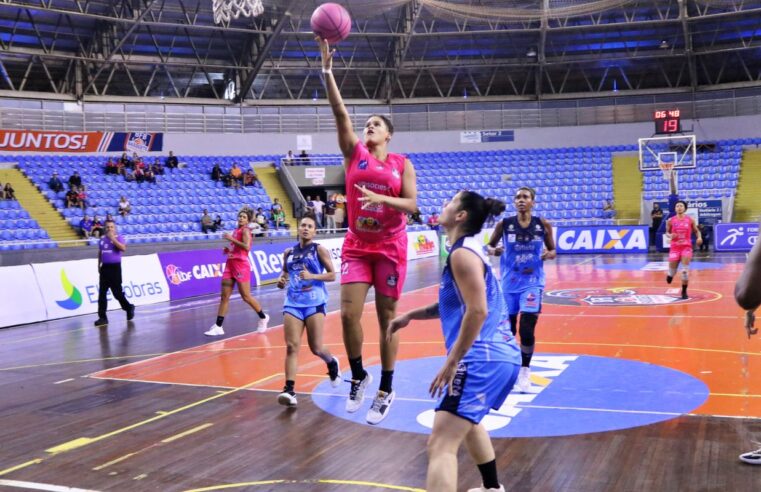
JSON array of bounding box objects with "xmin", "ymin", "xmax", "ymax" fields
[
  {"xmin": 519, "ymin": 313, "xmax": 539, "ymax": 347},
  {"xmin": 681, "ymin": 270, "xmax": 689, "ymax": 283}
]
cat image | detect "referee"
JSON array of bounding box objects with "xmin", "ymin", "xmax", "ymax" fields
[{"xmin": 94, "ymin": 220, "xmax": 135, "ymax": 327}]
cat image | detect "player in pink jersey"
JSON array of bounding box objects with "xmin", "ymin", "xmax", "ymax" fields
[
  {"xmin": 665, "ymin": 200, "xmax": 702, "ymax": 299},
  {"xmin": 318, "ymin": 36, "xmax": 418, "ymax": 424},
  {"xmin": 205, "ymin": 208, "xmax": 269, "ymax": 336}
]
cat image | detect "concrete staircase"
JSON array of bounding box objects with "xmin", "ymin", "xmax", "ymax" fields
[
  {"xmin": 256, "ymin": 166, "xmax": 297, "ymax": 232},
  {"xmin": 734, "ymin": 149, "xmax": 761, "ymax": 223},
  {"xmin": 611, "ymin": 155, "xmax": 643, "ymax": 224},
  {"xmin": 0, "ymin": 168, "xmax": 80, "ymax": 246}
]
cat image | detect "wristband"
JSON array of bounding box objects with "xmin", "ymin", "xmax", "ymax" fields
[{"xmin": 322, "ymin": 68, "xmax": 332, "ymax": 74}]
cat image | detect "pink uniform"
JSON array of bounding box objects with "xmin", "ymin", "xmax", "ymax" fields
[
  {"xmin": 668, "ymin": 215, "xmax": 694, "ymax": 262},
  {"xmin": 223, "ymin": 227, "xmax": 251, "ymax": 283},
  {"xmin": 341, "ymin": 142, "xmax": 409, "ymax": 299}
]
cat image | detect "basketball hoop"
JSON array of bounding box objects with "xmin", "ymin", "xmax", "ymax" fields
[
  {"xmin": 658, "ymin": 160, "xmax": 675, "ymax": 180},
  {"xmin": 212, "ymin": 0, "xmax": 263, "ymax": 24}
]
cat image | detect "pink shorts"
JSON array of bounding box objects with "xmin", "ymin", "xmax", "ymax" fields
[
  {"xmin": 222, "ymin": 259, "xmax": 251, "ymax": 283},
  {"xmin": 668, "ymin": 245, "xmax": 693, "ymax": 263},
  {"xmin": 341, "ymin": 231, "xmax": 408, "ymax": 300}
]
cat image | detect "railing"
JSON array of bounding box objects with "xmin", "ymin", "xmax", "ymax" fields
[{"xmin": 3, "ymin": 89, "xmax": 761, "ymax": 134}]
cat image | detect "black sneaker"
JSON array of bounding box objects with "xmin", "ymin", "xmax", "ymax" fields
[
  {"xmin": 666, "ymin": 275, "xmax": 673, "ymax": 284},
  {"xmin": 126, "ymin": 305, "xmax": 135, "ymax": 321},
  {"xmin": 94, "ymin": 317, "xmax": 108, "ymax": 327},
  {"xmin": 327, "ymin": 356, "xmax": 341, "ymax": 388},
  {"xmin": 277, "ymin": 389, "xmax": 297, "ymax": 407},
  {"xmin": 681, "ymin": 287, "xmax": 688, "ymax": 300}
]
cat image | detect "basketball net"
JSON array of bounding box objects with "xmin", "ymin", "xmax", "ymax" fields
[
  {"xmin": 658, "ymin": 160, "xmax": 675, "ymax": 181},
  {"xmin": 213, "ymin": 0, "xmax": 263, "ymax": 24}
]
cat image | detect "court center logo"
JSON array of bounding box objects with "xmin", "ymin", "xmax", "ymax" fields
[
  {"xmin": 55, "ymin": 269, "xmax": 83, "ymax": 310},
  {"xmin": 544, "ymin": 287, "xmax": 719, "ymax": 306}
]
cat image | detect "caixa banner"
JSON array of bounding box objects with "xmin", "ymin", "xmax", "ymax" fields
[
  {"xmin": 555, "ymin": 225, "xmax": 649, "ymax": 254},
  {"xmin": 0, "ymin": 130, "xmax": 163, "ymax": 153},
  {"xmin": 714, "ymin": 223, "xmax": 759, "ymax": 252}
]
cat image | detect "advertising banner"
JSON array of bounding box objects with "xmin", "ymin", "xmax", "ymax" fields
[
  {"xmin": 459, "ymin": 130, "xmax": 514, "ymax": 144},
  {"xmin": 439, "ymin": 228, "xmax": 495, "ymax": 258},
  {"xmin": 407, "ymin": 230, "xmax": 439, "ymax": 260},
  {"xmin": 159, "ymin": 249, "xmax": 230, "ymax": 300},
  {"xmin": 555, "ymin": 225, "xmax": 649, "ymax": 254},
  {"xmin": 31, "ymin": 255, "xmax": 169, "ymax": 319},
  {"xmin": 0, "ymin": 130, "xmax": 163, "ymax": 153},
  {"xmin": 714, "ymin": 223, "xmax": 759, "ymax": 252},
  {"xmin": 248, "ymin": 242, "xmax": 290, "ymax": 286},
  {"xmin": 0, "ymin": 265, "xmax": 48, "ymax": 328},
  {"xmin": 315, "ymin": 237, "xmax": 345, "ymax": 272},
  {"xmin": 654, "ymin": 199, "xmax": 722, "ymax": 225}
]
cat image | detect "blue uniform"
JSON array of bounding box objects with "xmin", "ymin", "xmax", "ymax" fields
[
  {"xmin": 283, "ymin": 242, "xmax": 328, "ymax": 321},
  {"xmin": 499, "ymin": 215, "xmax": 546, "ymax": 315},
  {"xmin": 436, "ymin": 235, "xmax": 521, "ymax": 424}
]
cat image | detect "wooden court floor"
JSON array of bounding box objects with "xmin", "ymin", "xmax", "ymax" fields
[{"xmin": 1, "ymin": 253, "xmax": 760, "ymax": 492}]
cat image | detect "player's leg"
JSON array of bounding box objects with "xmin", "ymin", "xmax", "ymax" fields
[
  {"xmin": 340, "ymin": 278, "xmax": 373, "ymax": 413},
  {"xmin": 278, "ymin": 311, "xmax": 305, "ymax": 407},
  {"xmin": 237, "ymin": 280, "xmax": 269, "ymax": 332},
  {"xmin": 426, "ymin": 411, "xmax": 473, "ymax": 492},
  {"xmin": 515, "ymin": 288, "xmax": 541, "ymax": 393},
  {"xmin": 205, "ymin": 279, "xmax": 234, "ymax": 336},
  {"xmin": 680, "ymin": 250, "xmax": 693, "ymax": 299},
  {"xmin": 305, "ymin": 305, "xmax": 341, "ymax": 387}
]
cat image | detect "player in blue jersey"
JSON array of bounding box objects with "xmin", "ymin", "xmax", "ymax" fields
[
  {"xmin": 487, "ymin": 186, "xmax": 555, "ymax": 393},
  {"xmin": 276, "ymin": 215, "xmax": 341, "ymax": 407},
  {"xmin": 389, "ymin": 191, "xmax": 521, "ymax": 492}
]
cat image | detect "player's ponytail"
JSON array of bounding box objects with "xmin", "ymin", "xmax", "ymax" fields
[{"xmin": 459, "ymin": 191, "xmax": 506, "ymax": 236}]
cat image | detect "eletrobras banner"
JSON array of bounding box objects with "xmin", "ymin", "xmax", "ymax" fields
[
  {"xmin": 31, "ymin": 255, "xmax": 169, "ymax": 319},
  {"xmin": 0, "ymin": 130, "xmax": 163, "ymax": 153},
  {"xmin": 0, "ymin": 265, "xmax": 48, "ymax": 327}
]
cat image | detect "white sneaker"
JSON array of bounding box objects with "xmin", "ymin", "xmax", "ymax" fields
[
  {"xmin": 345, "ymin": 372, "xmax": 373, "ymax": 413},
  {"xmin": 366, "ymin": 390, "xmax": 395, "ymax": 425},
  {"xmin": 328, "ymin": 356, "xmax": 341, "ymax": 388},
  {"xmin": 277, "ymin": 391, "xmax": 297, "ymax": 407},
  {"xmin": 516, "ymin": 366, "xmax": 531, "ymax": 393},
  {"xmin": 740, "ymin": 446, "xmax": 761, "ymax": 465},
  {"xmin": 256, "ymin": 314, "xmax": 270, "ymax": 333},
  {"xmin": 467, "ymin": 485, "xmax": 505, "ymax": 492},
  {"xmin": 204, "ymin": 324, "xmax": 224, "ymax": 336}
]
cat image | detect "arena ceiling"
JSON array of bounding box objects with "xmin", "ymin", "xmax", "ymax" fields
[{"xmin": 0, "ymin": 0, "xmax": 760, "ymax": 103}]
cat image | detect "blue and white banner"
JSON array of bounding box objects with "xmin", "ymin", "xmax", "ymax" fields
[
  {"xmin": 460, "ymin": 130, "xmax": 514, "ymax": 144},
  {"xmin": 555, "ymin": 225, "xmax": 649, "ymax": 254},
  {"xmin": 714, "ymin": 223, "xmax": 759, "ymax": 252}
]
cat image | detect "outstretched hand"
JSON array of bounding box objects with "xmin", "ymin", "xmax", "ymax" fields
[
  {"xmin": 386, "ymin": 314, "xmax": 410, "ymax": 343},
  {"xmin": 316, "ymin": 36, "xmax": 335, "ymax": 72},
  {"xmin": 355, "ymin": 184, "xmax": 385, "ymax": 209}
]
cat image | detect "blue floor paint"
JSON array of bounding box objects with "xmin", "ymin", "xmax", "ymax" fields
[{"xmin": 311, "ymin": 354, "xmax": 709, "ymax": 437}]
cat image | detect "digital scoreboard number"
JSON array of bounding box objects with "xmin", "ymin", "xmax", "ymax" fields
[{"xmin": 654, "ymin": 109, "xmax": 681, "ymax": 134}]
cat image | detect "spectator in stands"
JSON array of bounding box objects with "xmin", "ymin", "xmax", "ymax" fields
[
  {"xmin": 201, "ymin": 209, "xmax": 215, "ymax": 234},
  {"xmin": 602, "ymin": 198, "xmax": 615, "ymax": 219},
  {"xmin": 230, "ymin": 163, "xmax": 243, "ymax": 184},
  {"xmin": 271, "ymin": 197, "xmax": 283, "ymax": 218},
  {"xmin": 3, "ymin": 182, "xmax": 15, "ymax": 201},
  {"xmin": 298, "ymin": 150, "xmax": 311, "ymax": 166},
  {"xmin": 273, "ymin": 208, "xmax": 286, "ymax": 229},
  {"xmin": 698, "ymin": 224, "xmax": 712, "ymax": 252},
  {"xmin": 165, "ymin": 151, "xmax": 179, "ymax": 171},
  {"xmin": 65, "ymin": 188, "xmax": 79, "ymax": 208},
  {"xmin": 91, "ymin": 215, "xmax": 104, "ymax": 238},
  {"xmin": 243, "ymin": 169, "xmax": 258, "ymax": 187},
  {"xmin": 152, "ymin": 157, "xmax": 164, "ymax": 175},
  {"xmin": 134, "ymin": 165, "xmax": 145, "ymax": 184},
  {"xmin": 283, "ymin": 150, "xmax": 295, "ymax": 166},
  {"xmin": 334, "ymin": 192, "xmax": 346, "ymax": 229},
  {"xmin": 68, "ymin": 171, "xmax": 82, "ymax": 190},
  {"xmin": 213, "ymin": 215, "xmax": 223, "ymax": 231},
  {"xmin": 118, "ymin": 196, "xmax": 131, "ymax": 217},
  {"xmin": 311, "ymin": 195, "xmax": 325, "ymax": 228},
  {"xmin": 249, "ymin": 219, "xmax": 264, "ymax": 237},
  {"xmin": 119, "ymin": 152, "xmax": 132, "ymax": 170},
  {"xmin": 79, "ymin": 215, "xmax": 93, "ymax": 239},
  {"xmin": 211, "ymin": 163, "xmax": 223, "ymax": 181},
  {"xmin": 105, "ymin": 213, "xmax": 114, "ymax": 223},
  {"xmin": 255, "ymin": 207, "xmax": 268, "ymax": 231},
  {"xmin": 305, "ymin": 195, "xmax": 314, "ymax": 216},
  {"xmin": 124, "ymin": 168, "xmax": 136, "ymax": 182},
  {"xmin": 77, "ymin": 185, "xmax": 88, "ymax": 210},
  {"xmin": 427, "ymin": 212, "xmax": 440, "ymax": 230},
  {"xmin": 48, "ymin": 172, "xmax": 64, "ymax": 193},
  {"xmin": 325, "ymin": 194, "xmax": 337, "ymax": 233},
  {"xmin": 105, "ymin": 158, "xmax": 118, "ymax": 175},
  {"xmin": 144, "ymin": 165, "xmax": 157, "ymax": 184}
]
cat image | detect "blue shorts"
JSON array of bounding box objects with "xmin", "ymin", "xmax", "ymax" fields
[
  {"xmin": 283, "ymin": 304, "xmax": 326, "ymax": 322},
  {"xmin": 504, "ymin": 287, "xmax": 543, "ymax": 315},
  {"xmin": 436, "ymin": 360, "xmax": 520, "ymax": 425}
]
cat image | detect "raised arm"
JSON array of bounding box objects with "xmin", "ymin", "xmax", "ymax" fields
[{"xmin": 317, "ymin": 37, "xmax": 358, "ymax": 159}]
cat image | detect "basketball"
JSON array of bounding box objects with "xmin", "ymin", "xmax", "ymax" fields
[{"xmin": 311, "ymin": 2, "xmax": 351, "ymax": 44}]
